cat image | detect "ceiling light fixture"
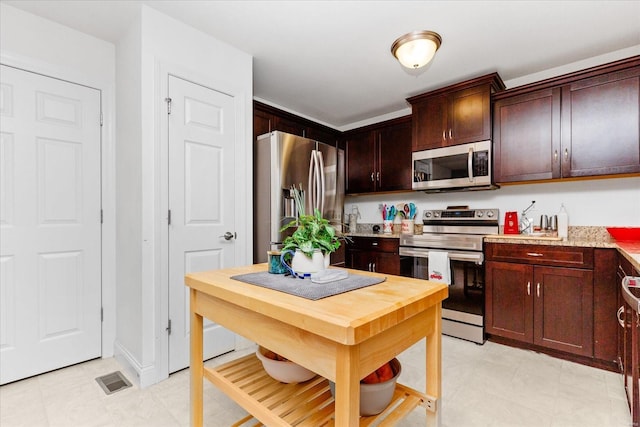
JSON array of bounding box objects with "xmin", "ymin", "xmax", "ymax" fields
[{"xmin": 391, "ymin": 30, "xmax": 442, "ymax": 69}]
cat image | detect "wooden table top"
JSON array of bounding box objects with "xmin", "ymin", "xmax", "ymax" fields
[{"xmin": 185, "ymin": 264, "xmax": 448, "ymax": 346}]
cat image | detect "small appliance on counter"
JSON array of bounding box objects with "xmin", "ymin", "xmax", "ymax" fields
[
  {"xmin": 503, "ymin": 211, "xmax": 519, "ymax": 234},
  {"xmin": 518, "ymin": 200, "xmax": 536, "ymax": 235}
]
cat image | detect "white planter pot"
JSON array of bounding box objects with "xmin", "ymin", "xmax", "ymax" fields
[{"xmin": 281, "ymin": 249, "xmax": 329, "ymax": 275}]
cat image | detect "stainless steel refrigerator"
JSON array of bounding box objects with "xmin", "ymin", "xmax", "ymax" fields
[{"xmin": 254, "ymin": 131, "xmax": 345, "ymax": 263}]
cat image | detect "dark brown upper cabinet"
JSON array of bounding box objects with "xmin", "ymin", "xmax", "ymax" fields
[
  {"xmin": 493, "ymin": 56, "xmax": 640, "ymax": 184},
  {"xmin": 408, "ymin": 73, "xmax": 505, "ymax": 150},
  {"xmin": 493, "ymin": 87, "xmax": 562, "ymax": 182},
  {"xmin": 253, "ymin": 101, "xmax": 340, "ymax": 146},
  {"xmin": 344, "ymin": 116, "xmax": 412, "ymax": 194},
  {"xmin": 561, "ymin": 65, "xmax": 640, "ymax": 178}
]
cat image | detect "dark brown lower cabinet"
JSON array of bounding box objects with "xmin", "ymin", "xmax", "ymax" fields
[
  {"xmin": 345, "ymin": 236, "xmax": 400, "ymax": 275},
  {"xmin": 486, "ymin": 261, "xmax": 593, "ymax": 356},
  {"xmin": 618, "ymin": 254, "xmax": 640, "ymax": 426},
  {"xmin": 485, "ymin": 243, "xmax": 618, "ymax": 370}
]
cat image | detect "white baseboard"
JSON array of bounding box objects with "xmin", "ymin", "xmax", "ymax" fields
[{"xmin": 113, "ymin": 341, "xmax": 158, "ymax": 388}]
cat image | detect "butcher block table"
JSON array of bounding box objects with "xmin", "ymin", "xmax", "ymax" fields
[{"xmin": 185, "ymin": 264, "xmax": 448, "ymax": 426}]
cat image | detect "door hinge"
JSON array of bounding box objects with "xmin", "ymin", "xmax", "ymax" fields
[
  {"xmin": 166, "ymin": 319, "xmax": 172, "ymax": 335},
  {"xmin": 100, "ymin": 112, "xmax": 103, "ymax": 126},
  {"xmin": 168, "ymin": 209, "xmax": 171, "ymax": 225},
  {"xmin": 165, "ymin": 97, "xmax": 172, "ymax": 114},
  {"xmin": 101, "ymin": 307, "xmax": 104, "ymax": 322},
  {"xmin": 100, "ymin": 209, "xmax": 104, "ymax": 224}
]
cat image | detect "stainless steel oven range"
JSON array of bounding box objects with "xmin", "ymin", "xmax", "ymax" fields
[{"xmin": 399, "ymin": 207, "xmax": 499, "ymax": 344}]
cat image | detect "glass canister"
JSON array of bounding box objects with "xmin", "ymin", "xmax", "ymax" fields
[{"xmin": 267, "ymin": 250, "xmax": 287, "ymax": 274}]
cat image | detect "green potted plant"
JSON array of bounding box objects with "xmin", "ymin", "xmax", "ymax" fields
[{"xmin": 280, "ymin": 185, "xmax": 341, "ymax": 274}]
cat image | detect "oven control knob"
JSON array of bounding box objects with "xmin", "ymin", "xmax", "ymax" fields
[
  {"xmin": 486, "ymin": 211, "xmax": 494, "ymax": 218},
  {"xmin": 434, "ymin": 212, "xmax": 440, "ymax": 218},
  {"xmin": 477, "ymin": 211, "xmax": 484, "ymax": 218},
  {"xmin": 424, "ymin": 212, "xmax": 432, "ymax": 218}
]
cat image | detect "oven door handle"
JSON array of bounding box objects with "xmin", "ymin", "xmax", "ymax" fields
[
  {"xmin": 622, "ymin": 276, "xmax": 640, "ymax": 315},
  {"xmin": 399, "ymin": 247, "xmax": 484, "ymax": 264},
  {"xmin": 468, "ymin": 146, "xmax": 474, "ymax": 182}
]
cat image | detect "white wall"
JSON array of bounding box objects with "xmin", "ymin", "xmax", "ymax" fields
[
  {"xmin": 0, "ymin": 4, "xmax": 115, "ymax": 84},
  {"xmin": 114, "ymin": 5, "xmax": 253, "ymax": 387},
  {"xmin": 115, "ymin": 8, "xmax": 143, "ymax": 367},
  {"xmin": 0, "ymin": 3, "xmax": 118, "ymax": 358},
  {"xmin": 345, "ymin": 176, "xmax": 640, "ymax": 227}
]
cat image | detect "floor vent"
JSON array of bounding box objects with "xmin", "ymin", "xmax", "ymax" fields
[{"xmin": 95, "ymin": 371, "xmax": 132, "ymax": 395}]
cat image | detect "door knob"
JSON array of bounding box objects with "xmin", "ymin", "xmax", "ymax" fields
[{"xmin": 220, "ymin": 232, "xmax": 236, "ymax": 241}]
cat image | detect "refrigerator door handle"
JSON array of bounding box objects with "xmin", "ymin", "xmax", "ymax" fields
[
  {"xmin": 313, "ymin": 150, "xmax": 321, "ymax": 215},
  {"xmin": 317, "ymin": 151, "xmax": 325, "ymax": 216},
  {"xmin": 308, "ymin": 150, "xmax": 316, "ymax": 215}
]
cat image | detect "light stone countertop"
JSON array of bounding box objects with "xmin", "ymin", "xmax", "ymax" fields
[
  {"xmin": 346, "ymin": 225, "xmax": 640, "ymax": 271},
  {"xmin": 344, "ymin": 232, "xmax": 402, "ymax": 239}
]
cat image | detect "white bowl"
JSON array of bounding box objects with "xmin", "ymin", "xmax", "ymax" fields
[
  {"xmin": 329, "ymin": 358, "xmax": 401, "ymax": 416},
  {"xmin": 255, "ymin": 346, "xmax": 316, "ymax": 383}
]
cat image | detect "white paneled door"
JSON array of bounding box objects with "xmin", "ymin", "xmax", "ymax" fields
[
  {"xmin": 168, "ymin": 75, "xmax": 236, "ymax": 373},
  {"xmin": 0, "ymin": 65, "xmax": 102, "ymax": 384}
]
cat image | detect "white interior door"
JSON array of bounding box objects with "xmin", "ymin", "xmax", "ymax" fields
[
  {"xmin": 168, "ymin": 75, "xmax": 236, "ymax": 373},
  {"xmin": 0, "ymin": 65, "xmax": 102, "ymax": 384}
]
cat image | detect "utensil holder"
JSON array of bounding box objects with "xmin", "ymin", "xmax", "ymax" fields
[{"xmin": 401, "ymin": 219, "xmax": 414, "ymax": 234}]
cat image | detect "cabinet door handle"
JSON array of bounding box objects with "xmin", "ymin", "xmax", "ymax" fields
[
  {"xmin": 553, "ymin": 150, "xmax": 558, "ymax": 161},
  {"xmin": 527, "ymin": 252, "xmax": 544, "ymax": 257},
  {"xmin": 537, "ymin": 282, "xmax": 541, "ymax": 298},
  {"xmin": 527, "ymin": 282, "xmax": 531, "ymax": 296},
  {"xmin": 564, "ymin": 148, "xmax": 569, "ymax": 160},
  {"xmin": 370, "ymin": 172, "xmax": 375, "ymax": 182},
  {"xmin": 617, "ymin": 306, "xmax": 625, "ymax": 327},
  {"xmin": 376, "ymin": 171, "xmax": 380, "ymax": 182},
  {"xmin": 442, "ymin": 130, "xmax": 446, "ymax": 141},
  {"xmin": 449, "ymin": 129, "xmax": 452, "ymax": 139},
  {"xmin": 371, "ymin": 242, "xmax": 378, "ymax": 246},
  {"xmin": 372, "ymin": 263, "xmax": 376, "ymax": 272}
]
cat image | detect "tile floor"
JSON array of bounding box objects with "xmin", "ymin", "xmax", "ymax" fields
[{"xmin": 0, "ymin": 336, "xmax": 632, "ymax": 427}]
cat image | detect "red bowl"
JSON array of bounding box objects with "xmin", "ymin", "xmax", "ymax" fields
[{"xmin": 606, "ymin": 227, "xmax": 640, "ymax": 242}]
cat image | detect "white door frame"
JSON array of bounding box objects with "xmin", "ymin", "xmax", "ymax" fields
[
  {"xmin": 0, "ymin": 51, "xmax": 116, "ymax": 360},
  {"xmin": 157, "ymin": 60, "xmax": 253, "ymax": 383}
]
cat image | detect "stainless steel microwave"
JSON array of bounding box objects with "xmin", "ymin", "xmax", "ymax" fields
[{"xmin": 412, "ymin": 140, "xmax": 496, "ymax": 192}]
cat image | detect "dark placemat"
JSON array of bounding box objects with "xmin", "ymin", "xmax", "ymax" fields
[{"xmin": 230, "ymin": 270, "xmax": 386, "ymax": 300}]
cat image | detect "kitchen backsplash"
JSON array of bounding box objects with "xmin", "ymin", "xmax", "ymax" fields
[{"xmin": 345, "ymin": 176, "xmax": 640, "ymax": 227}]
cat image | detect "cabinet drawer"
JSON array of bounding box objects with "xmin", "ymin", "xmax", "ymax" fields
[
  {"xmin": 485, "ymin": 243, "xmax": 594, "ymax": 269},
  {"xmin": 347, "ymin": 236, "xmax": 399, "ymax": 253}
]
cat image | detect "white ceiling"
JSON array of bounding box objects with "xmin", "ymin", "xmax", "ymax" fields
[{"xmin": 4, "ymin": 0, "xmax": 640, "ymax": 130}]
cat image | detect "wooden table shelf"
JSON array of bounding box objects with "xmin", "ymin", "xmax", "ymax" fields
[
  {"xmin": 206, "ymin": 352, "xmax": 433, "ymax": 426},
  {"xmin": 186, "ymin": 264, "xmax": 447, "ymax": 426}
]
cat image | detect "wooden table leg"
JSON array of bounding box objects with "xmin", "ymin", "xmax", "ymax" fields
[
  {"xmin": 190, "ymin": 289, "xmax": 204, "ymax": 427},
  {"xmin": 334, "ymin": 345, "xmax": 360, "ymax": 426},
  {"xmin": 426, "ymin": 304, "xmax": 442, "ymax": 427}
]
